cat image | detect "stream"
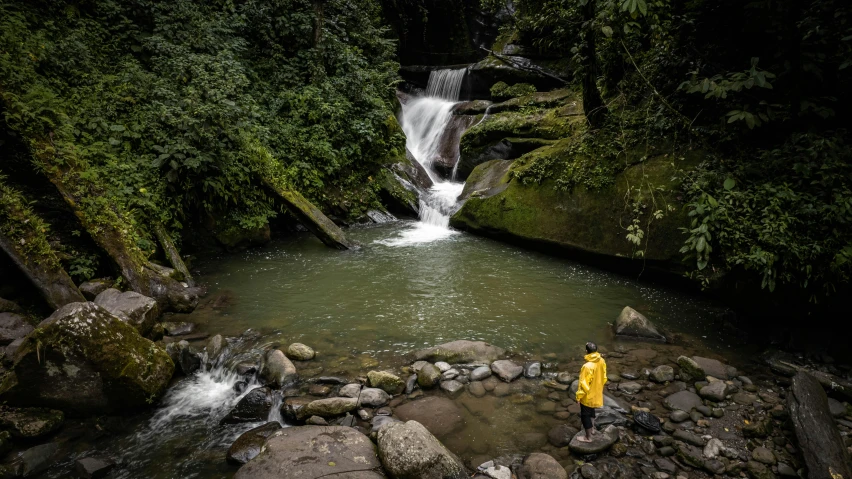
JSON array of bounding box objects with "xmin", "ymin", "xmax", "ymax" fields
[{"xmin": 41, "ymin": 69, "xmax": 744, "ymax": 478}]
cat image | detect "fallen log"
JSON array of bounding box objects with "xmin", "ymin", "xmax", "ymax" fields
[
  {"xmin": 788, "ymin": 372, "xmax": 852, "ymax": 479},
  {"xmin": 262, "ymin": 179, "xmax": 355, "ymax": 250},
  {"xmin": 152, "ymin": 222, "xmax": 195, "ymax": 287},
  {"xmin": 764, "ymin": 350, "xmax": 852, "ymax": 402},
  {"xmin": 0, "ymin": 179, "xmax": 85, "ymax": 308}
]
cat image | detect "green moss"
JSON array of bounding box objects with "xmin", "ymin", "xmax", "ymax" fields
[
  {"xmin": 460, "ymin": 108, "xmax": 585, "ymax": 157},
  {"xmin": 0, "ymin": 176, "xmax": 62, "ymax": 269},
  {"xmin": 491, "ymin": 81, "xmax": 538, "ymax": 101}
]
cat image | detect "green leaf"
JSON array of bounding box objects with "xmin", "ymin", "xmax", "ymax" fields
[
  {"xmin": 637, "ymin": 0, "xmax": 647, "ymax": 16},
  {"xmin": 110, "ymin": 124, "xmax": 125, "ymax": 131},
  {"xmin": 696, "ymin": 236, "xmax": 706, "ymax": 253},
  {"xmin": 601, "ymin": 26, "xmax": 613, "ymax": 37},
  {"xmin": 723, "ymin": 178, "xmax": 735, "ymax": 190}
]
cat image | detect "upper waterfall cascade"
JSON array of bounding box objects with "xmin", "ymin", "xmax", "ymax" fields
[{"xmin": 386, "ymin": 68, "xmax": 469, "ymax": 245}]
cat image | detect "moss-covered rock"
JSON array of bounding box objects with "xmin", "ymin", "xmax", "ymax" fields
[
  {"xmin": 378, "ymin": 149, "xmax": 433, "ymax": 217},
  {"xmin": 490, "ymin": 81, "xmax": 537, "ymax": 101},
  {"xmin": 0, "ymin": 406, "xmax": 63, "ymax": 439},
  {"xmin": 450, "ymin": 152, "xmax": 702, "ymax": 273},
  {"xmin": 3, "ymin": 302, "xmax": 175, "ymax": 415}
]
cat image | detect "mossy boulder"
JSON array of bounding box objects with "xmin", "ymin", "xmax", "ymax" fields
[
  {"xmin": 367, "ymin": 370, "xmax": 405, "ymax": 395},
  {"xmin": 3, "ymin": 302, "xmax": 174, "ymax": 415},
  {"xmin": 378, "ymin": 149, "xmax": 433, "ymax": 217},
  {"xmin": 450, "ymin": 152, "xmax": 701, "ymax": 274},
  {"xmin": 0, "ymin": 406, "xmax": 63, "ymax": 439},
  {"xmin": 490, "ymin": 81, "xmax": 537, "ymax": 101}
]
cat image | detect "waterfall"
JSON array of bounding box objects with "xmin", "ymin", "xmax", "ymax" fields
[
  {"xmin": 425, "ymin": 69, "xmax": 466, "ymax": 101},
  {"xmin": 384, "ymin": 68, "xmax": 470, "ymax": 246}
]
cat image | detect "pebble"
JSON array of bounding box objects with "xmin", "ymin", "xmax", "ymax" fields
[
  {"xmin": 435, "ymin": 362, "xmax": 451, "ymax": 372},
  {"xmin": 470, "ymin": 366, "xmax": 492, "ymax": 381}
]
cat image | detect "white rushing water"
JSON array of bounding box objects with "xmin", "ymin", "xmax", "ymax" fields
[{"xmin": 383, "ymin": 69, "xmax": 467, "ymax": 246}]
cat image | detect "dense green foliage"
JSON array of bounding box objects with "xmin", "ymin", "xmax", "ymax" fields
[
  {"xmin": 481, "ymin": 0, "xmax": 852, "ymax": 297},
  {"xmin": 0, "ymin": 0, "xmax": 404, "ymax": 250}
]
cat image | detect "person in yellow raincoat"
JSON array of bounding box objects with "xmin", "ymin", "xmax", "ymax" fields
[{"xmin": 575, "ymin": 342, "xmax": 607, "ymax": 442}]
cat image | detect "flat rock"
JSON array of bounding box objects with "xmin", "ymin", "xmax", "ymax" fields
[
  {"xmin": 650, "ymin": 365, "xmax": 674, "ymax": 383},
  {"xmin": 359, "ymin": 388, "xmax": 391, "ymax": 407},
  {"xmin": 226, "ymin": 422, "xmax": 282, "ymax": 464},
  {"xmin": 664, "ymin": 391, "xmax": 703, "ymax": 412},
  {"xmin": 441, "ymin": 380, "xmax": 465, "ymax": 397},
  {"xmin": 568, "ymin": 425, "xmax": 619, "ymax": 454},
  {"xmin": 698, "ymin": 380, "xmax": 729, "ymax": 402},
  {"xmin": 234, "ymin": 426, "xmax": 384, "ymax": 479},
  {"xmin": 414, "ymin": 340, "xmax": 505, "ymax": 364},
  {"xmin": 394, "ymin": 396, "xmax": 465, "ymax": 438},
  {"xmin": 471, "ymin": 366, "xmax": 492, "ymax": 381},
  {"xmin": 75, "ymin": 456, "xmax": 115, "ymax": 479},
  {"xmin": 547, "ymin": 424, "xmax": 579, "ymax": 447},
  {"xmin": 94, "ymin": 288, "xmax": 159, "ymax": 335},
  {"xmin": 614, "ymin": 306, "xmax": 666, "ymax": 341},
  {"xmin": 618, "ymin": 381, "xmax": 643, "ymax": 394},
  {"xmin": 0, "ymin": 406, "xmax": 63, "ymax": 438},
  {"xmin": 161, "ymin": 321, "xmax": 195, "ymax": 336},
  {"xmin": 296, "ymin": 397, "xmax": 358, "ymax": 420},
  {"xmin": 691, "ymin": 356, "xmax": 731, "ymax": 380},
  {"xmin": 491, "ymin": 360, "xmax": 523, "ymax": 382}
]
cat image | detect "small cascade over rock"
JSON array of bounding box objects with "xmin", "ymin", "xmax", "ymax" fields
[{"xmin": 388, "ymin": 68, "xmax": 473, "ymax": 245}]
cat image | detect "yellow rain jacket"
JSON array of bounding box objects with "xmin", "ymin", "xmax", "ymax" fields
[{"xmin": 576, "ymin": 352, "xmax": 607, "ymax": 408}]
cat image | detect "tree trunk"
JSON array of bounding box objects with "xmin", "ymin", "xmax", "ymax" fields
[
  {"xmin": 262, "ymin": 178, "xmax": 355, "ymax": 250},
  {"xmin": 152, "ymin": 222, "xmax": 195, "ymax": 287},
  {"xmin": 581, "ymin": 0, "xmax": 607, "ymax": 128},
  {"xmin": 0, "ymin": 180, "xmax": 85, "ymax": 308},
  {"xmin": 787, "ymin": 372, "xmax": 852, "ymax": 479}
]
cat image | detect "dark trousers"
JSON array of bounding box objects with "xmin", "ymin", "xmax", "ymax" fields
[{"xmin": 580, "ymin": 404, "xmax": 596, "ymax": 430}]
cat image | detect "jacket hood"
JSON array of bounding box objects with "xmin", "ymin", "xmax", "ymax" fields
[{"xmin": 584, "ymin": 352, "xmax": 602, "ymax": 362}]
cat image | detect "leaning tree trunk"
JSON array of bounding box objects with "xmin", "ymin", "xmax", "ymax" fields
[
  {"xmin": 581, "ymin": 0, "xmax": 608, "ymax": 128},
  {"xmin": 0, "ymin": 181, "xmax": 85, "ymax": 308},
  {"xmin": 152, "ymin": 222, "xmax": 195, "ymax": 287}
]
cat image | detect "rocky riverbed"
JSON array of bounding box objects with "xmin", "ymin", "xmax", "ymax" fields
[{"xmin": 0, "ymin": 292, "xmax": 850, "ymax": 478}]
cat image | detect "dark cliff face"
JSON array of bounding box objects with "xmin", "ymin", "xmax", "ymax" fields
[{"xmin": 381, "ymin": 0, "xmax": 507, "ymax": 66}]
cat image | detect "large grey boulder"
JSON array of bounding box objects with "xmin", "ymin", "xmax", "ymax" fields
[
  {"xmin": 260, "ymin": 349, "xmax": 298, "ymax": 389},
  {"xmin": 94, "ymin": 288, "xmax": 159, "ymax": 335},
  {"xmin": 4, "ymin": 302, "xmax": 174, "ymax": 415},
  {"xmin": 235, "ymin": 426, "xmax": 384, "ymax": 479},
  {"xmin": 691, "ymin": 356, "xmax": 733, "ymax": 380},
  {"xmin": 394, "ymin": 396, "xmax": 465, "ymax": 438},
  {"xmin": 226, "ymin": 422, "xmax": 282, "ymax": 465},
  {"xmin": 664, "ymin": 390, "xmax": 703, "ymax": 412},
  {"xmin": 414, "ymin": 340, "xmax": 505, "ymax": 363},
  {"xmin": 788, "ymin": 371, "xmax": 852, "ymax": 479},
  {"xmin": 568, "ymin": 425, "xmax": 619, "ymax": 454},
  {"xmin": 377, "ymin": 420, "xmax": 466, "ymax": 479},
  {"xmin": 0, "ymin": 312, "xmax": 33, "ymax": 345},
  {"xmin": 296, "ymin": 397, "xmax": 358, "ymax": 420},
  {"xmin": 614, "ymin": 306, "xmax": 666, "ymax": 341}
]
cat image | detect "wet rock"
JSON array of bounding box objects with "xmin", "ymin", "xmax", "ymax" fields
[
  {"xmin": 746, "ymin": 460, "xmax": 774, "ymax": 479},
  {"xmin": 670, "ymin": 410, "xmax": 689, "ymax": 422},
  {"xmin": 20, "ymin": 442, "xmax": 59, "ymax": 477},
  {"xmin": 368, "ymin": 370, "xmax": 405, "ymax": 394},
  {"xmin": 394, "ymin": 396, "xmax": 465, "ymax": 438},
  {"xmin": 306, "ymin": 415, "xmax": 328, "ymax": 425},
  {"xmin": 74, "ymin": 456, "xmax": 116, "ymax": 479},
  {"xmin": 226, "ymin": 422, "xmax": 283, "ymax": 465},
  {"xmin": 522, "ymin": 453, "xmax": 567, "ymax": 479},
  {"xmin": 704, "ymin": 458, "xmax": 726, "ymax": 475},
  {"xmin": 5, "ymin": 302, "xmax": 174, "ymax": 414},
  {"xmin": 618, "ymin": 381, "xmax": 643, "ymax": 394},
  {"xmin": 491, "ymin": 360, "xmax": 523, "ymax": 382},
  {"xmin": 703, "ymin": 438, "xmax": 723, "ymax": 458},
  {"xmin": 286, "ymin": 343, "xmax": 315, "ymax": 361},
  {"xmin": 372, "ymin": 415, "xmax": 400, "ymax": 433},
  {"xmin": 676, "ymin": 356, "xmax": 705, "ymax": 381},
  {"xmin": 378, "ymin": 420, "xmax": 465, "ymax": 479},
  {"xmin": 414, "ymin": 340, "xmax": 505, "ymax": 364},
  {"xmin": 359, "ymin": 388, "xmax": 391, "ymax": 407},
  {"xmin": 547, "ymin": 424, "xmax": 579, "ymax": 447},
  {"xmin": 614, "ymin": 306, "xmax": 666, "ymax": 341},
  {"xmin": 418, "ymin": 364, "xmax": 442, "ymax": 388},
  {"xmin": 743, "ymin": 418, "xmax": 773, "ymax": 438},
  {"xmin": 405, "ymin": 374, "xmax": 418, "ymax": 394},
  {"xmin": 788, "ymin": 371, "xmax": 852, "ymax": 479},
  {"xmin": 205, "ymin": 334, "xmax": 227, "ymax": 363},
  {"xmin": 675, "ymin": 442, "xmax": 705, "ymax": 468},
  {"xmin": 308, "ymin": 384, "xmax": 331, "ymax": 396},
  {"xmin": 296, "ymin": 397, "xmax": 358, "ymax": 420},
  {"xmin": 471, "ymin": 366, "xmax": 492, "ymax": 381},
  {"xmin": 435, "ymin": 361, "xmax": 452, "ymax": 372},
  {"xmin": 235, "ymin": 426, "xmax": 384, "ymax": 479},
  {"xmin": 161, "ymin": 321, "xmax": 195, "ymax": 336},
  {"xmin": 94, "ymin": 288, "xmax": 159, "ymax": 335},
  {"xmin": 469, "ymin": 381, "xmax": 487, "ymax": 397},
  {"xmin": 235, "ymin": 362, "xmax": 257, "ymax": 376},
  {"xmin": 175, "ymin": 341, "xmax": 201, "ymax": 375},
  {"xmin": 524, "ymin": 362, "xmax": 542, "ymax": 378},
  {"xmin": 777, "ymin": 463, "xmax": 797, "ymax": 477},
  {"xmin": 658, "ymin": 446, "xmax": 675, "ymax": 457},
  {"xmin": 751, "ymin": 447, "xmax": 776, "ymax": 465},
  {"xmin": 221, "ymin": 387, "xmax": 273, "ymax": 424},
  {"xmin": 698, "ymin": 380, "xmax": 729, "ymax": 402},
  {"xmin": 339, "ymin": 383, "xmax": 362, "ymax": 398},
  {"xmin": 494, "ymin": 383, "xmax": 511, "ymax": 397},
  {"xmin": 0, "ymin": 312, "xmax": 33, "ymax": 345},
  {"xmin": 484, "ymin": 464, "xmax": 512, "ymax": 479},
  {"xmin": 515, "ymin": 432, "xmax": 547, "ymax": 450},
  {"xmin": 0, "ymin": 406, "xmax": 63, "ymax": 438},
  {"xmin": 691, "ymin": 356, "xmax": 732, "ymax": 380},
  {"xmin": 78, "ymin": 278, "xmax": 113, "ymax": 301},
  {"xmin": 442, "ymin": 368, "xmax": 460, "ymax": 380},
  {"xmin": 556, "ymin": 373, "xmax": 575, "ymax": 384},
  {"xmin": 664, "ymin": 391, "xmax": 703, "ymax": 412},
  {"xmin": 732, "ymin": 391, "xmax": 759, "ymax": 405},
  {"xmin": 673, "ymin": 429, "xmax": 705, "ymax": 447},
  {"xmin": 260, "ymin": 349, "xmax": 298, "ymax": 389},
  {"xmin": 827, "ymin": 397, "xmax": 847, "ymax": 417},
  {"xmin": 568, "ymin": 425, "xmax": 619, "ymax": 454},
  {"xmin": 651, "ymin": 365, "xmax": 675, "ymax": 383},
  {"xmin": 441, "ymin": 380, "xmax": 465, "ymax": 397}
]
